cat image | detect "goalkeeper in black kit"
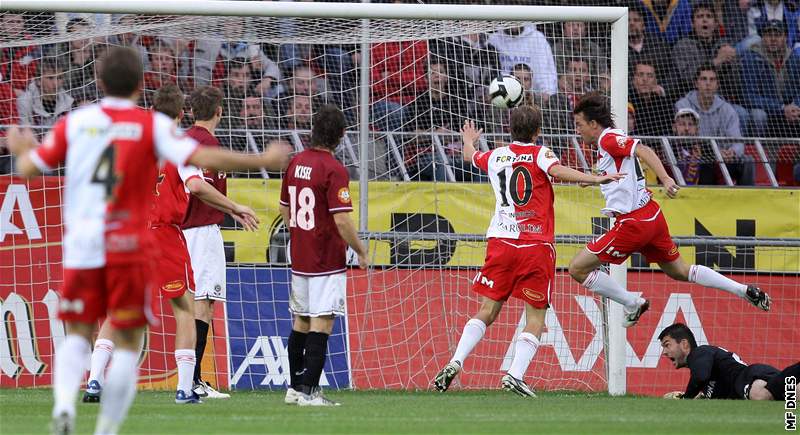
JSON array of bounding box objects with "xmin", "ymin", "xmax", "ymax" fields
[{"xmin": 659, "ymin": 323, "xmax": 800, "ymax": 400}]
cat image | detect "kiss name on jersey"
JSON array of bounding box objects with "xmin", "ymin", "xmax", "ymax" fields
[
  {"xmin": 294, "ymin": 165, "xmax": 312, "ymax": 180},
  {"xmin": 498, "ymin": 222, "xmax": 542, "ymax": 233},
  {"xmin": 495, "ymin": 154, "xmax": 533, "ymax": 163}
]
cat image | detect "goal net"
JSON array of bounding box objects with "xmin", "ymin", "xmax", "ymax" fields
[{"xmin": 1, "ymin": 2, "xmax": 798, "ymax": 397}]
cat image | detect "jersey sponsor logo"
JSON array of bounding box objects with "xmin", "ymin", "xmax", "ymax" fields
[
  {"xmin": 498, "ymin": 222, "xmax": 543, "ymax": 234},
  {"xmin": 495, "ymin": 154, "xmax": 533, "ymax": 163},
  {"xmin": 0, "ymin": 184, "xmax": 42, "ymax": 243},
  {"xmin": 230, "ymin": 335, "xmax": 330, "ymax": 387},
  {"xmin": 337, "ymin": 187, "xmax": 351, "ymax": 204},
  {"xmin": 522, "ymin": 287, "xmax": 545, "ymax": 302},
  {"xmin": 668, "ymin": 245, "xmax": 678, "ymax": 256},
  {"xmin": 544, "ymin": 150, "xmax": 556, "ymax": 159},
  {"xmin": 616, "ymin": 136, "xmax": 626, "ymax": 148},
  {"xmin": 110, "ymin": 308, "xmax": 143, "ymax": 322},
  {"xmin": 294, "ymin": 165, "xmax": 313, "ymax": 180},
  {"xmin": 109, "ymin": 123, "xmax": 143, "ymax": 141},
  {"xmin": 106, "ymin": 234, "xmax": 139, "ymax": 253},
  {"xmin": 162, "ymin": 280, "xmax": 185, "ymax": 292}
]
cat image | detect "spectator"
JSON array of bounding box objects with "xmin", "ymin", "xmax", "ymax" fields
[
  {"xmin": 627, "ymin": 2, "xmax": 678, "ymax": 98},
  {"xmin": 17, "ymin": 60, "xmax": 73, "ymax": 128},
  {"xmin": 282, "ymin": 94, "xmax": 313, "ymax": 131},
  {"xmin": 746, "ymin": 0, "xmax": 800, "ymax": 50},
  {"xmin": 511, "ymin": 63, "xmax": 541, "ymax": 108},
  {"xmin": 192, "ymin": 39, "xmax": 280, "ymax": 89},
  {"xmin": 1, "ymin": 13, "xmax": 39, "ymax": 94},
  {"xmin": 552, "ymin": 21, "xmax": 604, "ymax": 75},
  {"xmin": 672, "ymin": 1, "xmax": 744, "ymax": 111},
  {"xmin": 142, "ymin": 43, "xmax": 179, "ymax": 106},
  {"xmin": 370, "ymin": 40, "xmax": 428, "ymax": 131},
  {"xmin": 405, "ymin": 61, "xmax": 481, "ymax": 182},
  {"xmin": 487, "ymin": 24, "xmax": 558, "ymax": 96},
  {"xmin": 676, "ymin": 65, "xmax": 755, "ymax": 185},
  {"xmin": 428, "ymin": 33, "xmax": 502, "ymax": 105},
  {"xmin": 671, "ymin": 108, "xmax": 711, "ymax": 185},
  {"xmin": 630, "ymin": 60, "xmax": 673, "ymax": 136},
  {"xmin": 222, "ymin": 96, "xmax": 277, "ymax": 154},
  {"xmin": 110, "ymin": 15, "xmax": 150, "ymax": 69},
  {"xmin": 741, "ymin": 19, "xmax": 800, "ymax": 137},
  {"xmin": 541, "ymin": 58, "xmax": 590, "ymax": 140},
  {"xmin": 60, "ymin": 18, "xmax": 99, "ymax": 104},
  {"xmin": 281, "ymin": 66, "xmax": 328, "ymax": 104},
  {"xmin": 638, "ymin": 0, "xmax": 693, "ymax": 44}
]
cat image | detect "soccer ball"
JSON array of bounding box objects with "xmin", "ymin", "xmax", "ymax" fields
[{"xmin": 488, "ymin": 75, "xmax": 524, "ymax": 109}]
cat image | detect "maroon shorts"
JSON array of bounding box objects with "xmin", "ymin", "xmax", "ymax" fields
[
  {"xmin": 586, "ymin": 200, "xmax": 680, "ymax": 265},
  {"xmin": 472, "ymin": 238, "xmax": 555, "ymax": 309},
  {"xmin": 59, "ymin": 263, "xmax": 156, "ymax": 329},
  {"xmin": 151, "ymin": 224, "xmax": 195, "ymax": 299}
]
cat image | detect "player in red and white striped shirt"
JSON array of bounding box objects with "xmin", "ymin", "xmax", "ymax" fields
[
  {"xmin": 8, "ymin": 47, "xmax": 290, "ymax": 434},
  {"xmin": 434, "ymin": 107, "xmax": 623, "ymax": 397},
  {"xmin": 567, "ymin": 94, "xmax": 770, "ymax": 328}
]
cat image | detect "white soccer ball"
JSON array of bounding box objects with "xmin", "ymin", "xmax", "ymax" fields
[{"xmin": 488, "ymin": 75, "xmax": 524, "ymax": 109}]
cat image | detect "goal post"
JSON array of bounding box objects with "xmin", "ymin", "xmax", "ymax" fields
[{"xmin": 1, "ymin": 0, "xmax": 632, "ymax": 395}]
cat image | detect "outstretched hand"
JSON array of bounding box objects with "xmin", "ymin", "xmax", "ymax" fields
[
  {"xmin": 7, "ymin": 126, "xmax": 38, "ymax": 156},
  {"xmin": 460, "ymin": 120, "xmax": 482, "ymax": 148},
  {"xmin": 663, "ymin": 391, "xmax": 684, "ymax": 399},
  {"xmin": 662, "ymin": 177, "xmax": 680, "ymax": 198},
  {"xmin": 597, "ymin": 173, "xmax": 626, "ymax": 184},
  {"xmin": 231, "ymin": 204, "xmax": 260, "ymax": 231}
]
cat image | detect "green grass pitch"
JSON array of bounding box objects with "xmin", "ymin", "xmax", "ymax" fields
[{"xmin": 0, "ymin": 389, "xmax": 789, "ymax": 434}]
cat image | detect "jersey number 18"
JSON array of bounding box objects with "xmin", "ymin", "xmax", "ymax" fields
[{"xmin": 288, "ymin": 186, "xmax": 315, "ymax": 230}]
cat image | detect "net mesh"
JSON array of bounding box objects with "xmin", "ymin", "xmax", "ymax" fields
[{"xmin": 1, "ymin": 3, "xmax": 798, "ymax": 397}]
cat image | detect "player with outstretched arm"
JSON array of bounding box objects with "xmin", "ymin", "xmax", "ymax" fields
[
  {"xmin": 434, "ymin": 106, "xmax": 624, "ymax": 396},
  {"xmin": 7, "ymin": 47, "xmax": 290, "ymax": 435},
  {"xmin": 567, "ymin": 94, "xmax": 770, "ymax": 328}
]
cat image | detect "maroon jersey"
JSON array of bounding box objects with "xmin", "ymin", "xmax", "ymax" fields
[
  {"xmin": 279, "ymin": 148, "xmax": 353, "ymax": 276},
  {"xmin": 181, "ymin": 125, "xmax": 227, "ymax": 229}
]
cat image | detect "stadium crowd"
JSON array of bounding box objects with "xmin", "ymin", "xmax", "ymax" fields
[{"xmin": 0, "ymin": 0, "xmax": 799, "ymax": 185}]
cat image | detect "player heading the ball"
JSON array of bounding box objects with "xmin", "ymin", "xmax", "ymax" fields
[
  {"xmin": 567, "ymin": 93, "xmax": 770, "ymax": 328},
  {"xmin": 434, "ymin": 106, "xmax": 624, "ymax": 397},
  {"xmin": 7, "ymin": 46, "xmax": 290, "ymax": 435}
]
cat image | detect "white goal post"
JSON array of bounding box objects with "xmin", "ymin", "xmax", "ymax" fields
[{"xmin": 2, "ymin": 0, "xmax": 630, "ymax": 395}]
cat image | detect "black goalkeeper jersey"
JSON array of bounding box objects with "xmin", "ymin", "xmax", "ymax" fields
[{"xmin": 683, "ymin": 345, "xmax": 747, "ymax": 399}]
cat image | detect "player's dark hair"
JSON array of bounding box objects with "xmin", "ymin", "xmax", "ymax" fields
[
  {"xmin": 573, "ymin": 93, "xmax": 615, "ymax": 129},
  {"xmin": 190, "ymin": 86, "xmax": 223, "ymax": 122},
  {"xmin": 658, "ymin": 323, "xmax": 698, "ymax": 349},
  {"xmin": 311, "ymin": 104, "xmax": 346, "ymax": 151},
  {"xmin": 98, "ymin": 46, "xmax": 143, "ymax": 98},
  {"xmin": 695, "ymin": 62, "xmax": 717, "ymax": 81},
  {"xmin": 153, "ymin": 84, "xmax": 184, "ymax": 120},
  {"xmin": 509, "ymin": 105, "xmax": 542, "ymax": 143}
]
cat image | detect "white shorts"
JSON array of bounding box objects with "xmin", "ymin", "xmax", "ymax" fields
[
  {"xmin": 290, "ymin": 273, "xmax": 346, "ymax": 317},
  {"xmin": 183, "ymin": 224, "xmax": 226, "ymax": 301}
]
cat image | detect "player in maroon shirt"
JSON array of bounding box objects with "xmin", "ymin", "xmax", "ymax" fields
[
  {"xmin": 8, "ymin": 48, "xmax": 290, "ymax": 435},
  {"xmin": 279, "ymin": 105, "xmax": 368, "ymax": 406}
]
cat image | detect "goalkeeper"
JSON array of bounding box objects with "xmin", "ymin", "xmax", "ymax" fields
[{"xmin": 659, "ymin": 323, "xmax": 799, "ymax": 400}]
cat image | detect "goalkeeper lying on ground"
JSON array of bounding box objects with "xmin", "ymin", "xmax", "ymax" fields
[{"xmin": 658, "ymin": 323, "xmax": 799, "ymax": 400}]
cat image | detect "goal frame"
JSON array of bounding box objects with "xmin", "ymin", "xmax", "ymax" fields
[{"xmin": 2, "ymin": 0, "xmax": 630, "ymax": 395}]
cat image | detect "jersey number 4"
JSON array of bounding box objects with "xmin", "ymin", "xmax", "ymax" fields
[
  {"xmin": 497, "ymin": 166, "xmax": 533, "ymax": 207},
  {"xmin": 90, "ymin": 145, "xmax": 120, "ymax": 201},
  {"xmin": 288, "ymin": 186, "xmax": 315, "ymax": 230}
]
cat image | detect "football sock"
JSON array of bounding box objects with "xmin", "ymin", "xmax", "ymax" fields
[
  {"xmin": 175, "ymin": 349, "xmax": 196, "ymax": 394},
  {"xmin": 507, "ymin": 332, "xmax": 540, "ymax": 380},
  {"xmin": 52, "ymin": 335, "xmax": 90, "ymax": 418},
  {"xmin": 688, "ymin": 265, "xmax": 747, "ymax": 297},
  {"xmin": 95, "ymin": 349, "xmax": 138, "ymax": 435},
  {"xmin": 300, "ymin": 332, "xmax": 329, "ymax": 394},
  {"xmin": 88, "ymin": 338, "xmax": 114, "ymax": 385},
  {"xmin": 287, "ymin": 330, "xmax": 308, "ymax": 390},
  {"xmin": 451, "ymin": 318, "xmax": 486, "ymax": 366},
  {"xmin": 582, "ymin": 270, "xmax": 641, "ymax": 310},
  {"xmin": 193, "ymin": 319, "xmax": 209, "ymax": 383}
]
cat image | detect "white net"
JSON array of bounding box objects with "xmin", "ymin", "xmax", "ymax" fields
[{"xmin": 1, "ymin": 5, "xmax": 798, "ymax": 398}]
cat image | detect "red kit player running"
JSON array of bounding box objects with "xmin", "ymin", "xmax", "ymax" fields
[
  {"xmin": 433, "ymin": 106, "xmax": 623, "ymax": 397},
  {"xmin": 7, "ymin": 47, "xmax": 289, "ymax": 435},
  {"xmin": 567, "ymin": 94, "xmax": 770, "ymax": 328}
]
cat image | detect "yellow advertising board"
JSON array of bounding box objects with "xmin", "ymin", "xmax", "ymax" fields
[{"xmin": 223, "ymin": 180, "xmax": 800, "ymax": 272}]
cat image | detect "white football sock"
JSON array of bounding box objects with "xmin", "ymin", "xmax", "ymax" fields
[
  {"xmin": 689, "ymin": 265, "xmax": 747, "ymax": 297},
  {"xmin": 175, "ymin": 349, "xmax": 196, "ymax": 394},
  {"xmin": 95, "ymin": 350, "xmax": 138, "ymax": 435},
  {"xmin": 507, "ymin": 332, "xmax": 540, "ymax": 380},
  {"xmin": 582, "ymin": 270, "xmax": 641, "ymax": 310},
  {"xmin": 52, "ymin": 335, "xmax": 90, "ymax": 418},
  {"xmin": 451, "ymin": 318, "xmax": 486, "ymax": 366},
  {"xmin": 88, "ymin": 339, "xmax": 114, "ymax": 385}
]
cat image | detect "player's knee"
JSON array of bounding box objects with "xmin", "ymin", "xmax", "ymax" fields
[{"xmin": 568, "ymin": 260, "xmax": 588, "ymax": 283}]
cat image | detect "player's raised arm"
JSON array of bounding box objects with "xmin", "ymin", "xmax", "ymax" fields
[
  {"xmin": 635, "ymin": 144, "xmax": 679, "ymax": 198},
  {"xmin": 548, "ymin": 164, "xmax": 626, "ymax": 185},
  {"xmin": 460, "ymin": 120, "xmax": 482, "ymax": 162},
  {"xmin": 7, "ymin": 126, "xmax": 43, "ymax": 177},
  {"xmin": 187, "ymin": 139, "xmax": 292, "ymax": 173}
]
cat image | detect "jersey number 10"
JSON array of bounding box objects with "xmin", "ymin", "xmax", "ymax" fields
[
  {"xmin": 497, "ymin": 166, "xmax": 533, "ymax": 207},
  {"xmin": 288, "ymin": 186, "xmax": 315, "ymax": 230}
]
